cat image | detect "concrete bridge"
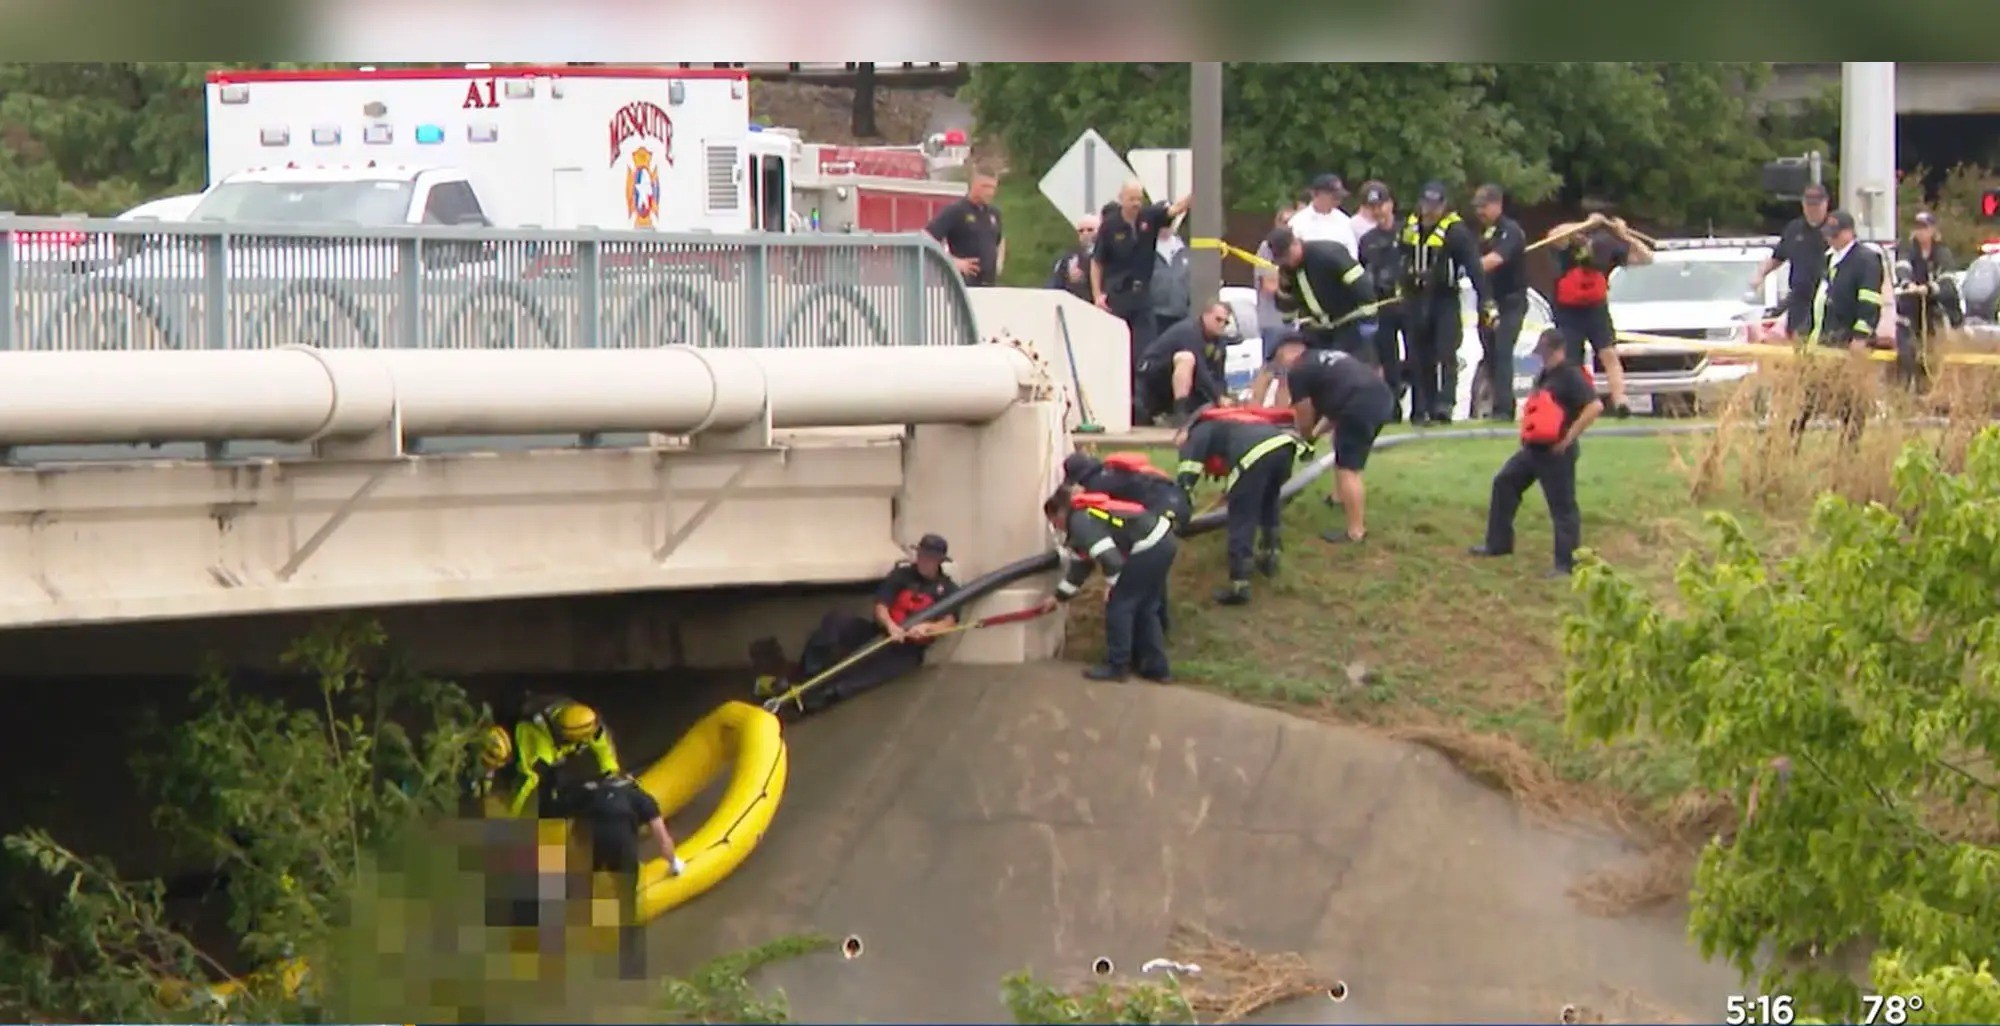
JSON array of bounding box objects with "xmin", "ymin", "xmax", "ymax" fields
[
  {"xmin": 1767, "ymin": 62, "xmax": 2000, "ymax": 114},
  {"xmin": 0, "ymin": 215, "xmax": 1142, "ymax": 676}
]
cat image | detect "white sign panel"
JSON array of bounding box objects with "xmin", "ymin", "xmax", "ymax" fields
[
  {"xmin": 1038, "ymin": 129, "xmax": 1135, "ymax": 224},
  {"xmin": 1127, "ymin": 148, "xmax": 1193, "ymax": 204}
]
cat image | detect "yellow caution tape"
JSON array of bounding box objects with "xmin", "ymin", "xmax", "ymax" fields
[
  {"xmin": 1189, "ymin": 236, "xmax": 1277, "ymax": 271},
  {"xmin": 1615, "ymin": 330, "xmax": 2000, "ymax": 366}
]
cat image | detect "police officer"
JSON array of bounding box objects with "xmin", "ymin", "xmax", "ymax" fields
[
  {"xmin": 508, "ymin": 697, "xmax": 621, "ymax": 817},
  {"xmin": 1134, "ymin": 300, "xmax": 1233, "ymax": 425},
  {"xmin": 1398, "ymin": 181, "xmax": 1494, "ymax": 425},
  {"xmin": 1037, "ymin": 490, "xmax": 1178, "ymax": 682},
  {"xmin": 1174, "ymin": 413, "xmax": 1303, "ymax": 605},
  {"xmin": 1266, "ymin": 225, "xmax": 1376, "ymax": 360},
  {"xmin": 1753, "ymin": 182, "xmax": 1833, "ymax": 340},
  {"xmin": 571, "ymin": 773, "xmax": 684, "ymax": 979},
  {"xmin": 1472, "ymin": 184, "xmax": 1530, "ymax": 421},
  {"xmin": 1894, "ymin": 210, "xmax": 1960, "ymax": 391},
  {"xmin": 1353, "ymin": 183, "xmax": 1406, "ymax": 418},
  {"xmin": 1094, "ymin": 180, "xmax": 1193, "ymax": 423},
  {"xmin": 1792, "ymin": 210, "xmax": 1883, "ymax": 446}
]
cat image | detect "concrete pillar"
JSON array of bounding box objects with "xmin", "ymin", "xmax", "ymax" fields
[
  {"xmin": 1840, "ymin": 61, "xmax": 1898, "ymax": 243},
  {"xmin": 899, "ymin": 400, "xmax": 1066, "ymax": 665}
]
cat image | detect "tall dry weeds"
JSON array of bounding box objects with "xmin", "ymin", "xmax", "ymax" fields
[{"xmin": 1681, "ymin": 333, "xmax": 2000, "ymax": 511}]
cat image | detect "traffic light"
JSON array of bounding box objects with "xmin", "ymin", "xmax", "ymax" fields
[{"xmin": 1982, "ymin": 189, "xmax": 2000, "ymax": 221}]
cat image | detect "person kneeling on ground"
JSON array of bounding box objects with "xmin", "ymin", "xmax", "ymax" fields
[
  {"xmin": 1134, "ymin": 300, "xmax": 1236, "ymax": 427},
  {"xmin": 1174, "ymin": 408, "xmax": 1303, "ymax": 605},
  {"xmin": 1469, "ymin": 329, "xmax": 1602, "ymax": 577},
  {"xmin": 751, "ymin": 534, "xmax": 960, "ymax": 717},
  {"xmin": 1039, "ymin": 489, "xmax": 1177, "ymax": 682},
  {"xmin": 1269, "ymin": 339, "xmax": 1396, "ymax": 545},
  {"xmin": 1061, "ymin": 450, "xmax": 1192, "ymax": 635},
  {"xmin": 571, "ymin": 773, "xmax": 684, "ymax": 980},
  {"xmin": 507, "ymin": 696, "xmax": 622, "ymax": 818}
]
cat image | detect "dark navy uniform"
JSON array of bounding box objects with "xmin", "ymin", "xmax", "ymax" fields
[
  {"xmin": 1792, "ymin": 234, "xmax": 1885, "ymax": 446},
  {"xmin": 571, "ymin": 774, "xmax": 661, "ymax": 979},
  {"xmin": 1175, "ymin": 418, "xmax": 1302, "ymax": 604},
  {"xmin": 1275, "ymin": 240, "xmax": 1376, "ymax": 360},
  {"xmin": 1134, "ymin": 316, "xmax": 1229, "ymax": 420},
  {"xmin": 1398, "ymin": 208, "xmax": 1492, "ymax": 423},
  {"xmin": 793, "ymin": 559, "xmax": 959, "ymax": 714},
  {"xmin": 1478, "ymin": 215, "xmax": 1530, "ymax": 419},
  {"xmin": 1094, "ymin": 200, "xmax": 1174, "ymax": 420},
  {"xmin": 1355, "ymin": 222, "xmax": 1406, "ymax": 412},
  {"xmin": 1479, "ymin": 361, "xmax": 1598, "ymax": 573},
  {"xmin": 1770, "ymin": 213, "xmax": 1831, "ymax": 337},
  {"xmin": 1055, "ymin": 500, "xmax": 1176, "ymax": 680},
  {"xmin": 1062, "ymin": 451, "xmax": 1192, "ymax": 636}
]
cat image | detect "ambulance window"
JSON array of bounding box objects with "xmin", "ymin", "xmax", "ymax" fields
[
  {"xmin": 758, "ymin": 156, "xmax": 788, "ymax": 233},
  {"xmin": 423, "ymin": 182, "xmax": 489, "ymax": 227}
]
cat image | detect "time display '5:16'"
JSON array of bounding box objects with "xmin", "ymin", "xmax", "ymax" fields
[{"xmin": 1725, "ymin": 995, "xmax": 1795, "ymax": 1025}]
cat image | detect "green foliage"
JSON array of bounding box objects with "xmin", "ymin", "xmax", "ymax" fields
[
  {"xmin": 965, "ymin": 62, "xmax": 1785, "ymax": 230},
  {"xmin": 658, "ymin": 934, "xmax": 834, "ymax": 1024},
  {"xmin": 1564, "ymin": 430, "xmax": 2000, "ymax": 1021},
  {"xmin": 0, "ymin": 615, "xmax": 480, "ymax": 1022},
  {"xmin": 1000, "ymin": 970, "xmax": 1195, "ymax": 1024}
]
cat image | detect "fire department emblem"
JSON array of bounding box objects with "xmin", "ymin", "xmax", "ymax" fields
[
  {"xmin": 626, "ymin": 147, "xmax": 662, "ymax": 228},
  {"xmin": 608, "ymin": 100, "xmax": 675, "ymax": 229}
]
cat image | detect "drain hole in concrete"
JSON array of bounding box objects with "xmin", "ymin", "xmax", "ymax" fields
[
  {"xmin": 1560, "ymin": 1003, "xmax": 1579, "ymax": 1024},
  {"xmin": 1327, "ymin": 981, "xmax": 1349, "ymax": 1002},
  {"xmin": 1092, "ymin": 956, "xmax": 1114, "ymax": 976},
  {"xmin": 842, "ymin": 935, "xmax": 864, "ymax": 960}
]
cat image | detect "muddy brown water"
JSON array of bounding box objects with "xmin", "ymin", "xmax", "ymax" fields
[{"xmin": 2, "ymin": 663, "xmax": 1744, "ymax": 1023}]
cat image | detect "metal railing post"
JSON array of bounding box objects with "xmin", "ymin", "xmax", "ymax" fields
[
  {"xmin": 899, "ymin": 243, "xmax": 926, "ymax": 347},
  {"xmin": 203, "ymin": 233, "xmax": 230, "ymax": 349},
  {"xmin": 744, "ymin": 242, "xmax": 769, "ymax": 347},
  {"xmin": 0, "ymin": 221, "xmax": 14, "ymax": 352},
  {"xmin": 579, "ymin": 235, "xmax": 603, "ymax": 348},
  {"xmin": 397, "ymin": 236, "xmax": 424, "ymax": 348}
]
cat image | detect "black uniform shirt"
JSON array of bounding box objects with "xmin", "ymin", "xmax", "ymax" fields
[
  {"xmin": 1276, "ymin": 240, "xmax": 1375, "ymax": 327},
  {"xmin": 1055, "ymin": 504, "xmax": 1168, "ymax": 599},
  {"xmin": 574, "ymin": 777, "xmax": 662, "ymax": 873},
  {"xmin": 1480, "ymin": 216, "xmax": 1529, "ymax": 299},
  {"xmin": 876, "ymin": 562, "xmax": 959, "ymax": 626},
  {"xmin": 1530, "ymin": 362, "xmax": 1598, "ymax": 447},
  {"xmin": 1141, "ymin": 316, "xmax": 1227, "ymax": 396},
  {"xmin": 925, "ymin": 197, "xmax": 1003, "ymax": 287},
  {"xmin": 1356, "ymin": 224, "xmax": 1403, "ymax": 298},
  {"xmin": 1094, "ymin": 201, "xmax": 1172, "ymax": 297},
  {"xmin": 1174, "ymin": 419, "xmax": 1294, "ymax": 491},
  {"xmin": 1771, "ymin": 215, "xmax": 1832, "ymax": 299},
  {"xmin": 1046, "ymin": 244, "xmax": 1094, "ymax": 301},
  {"xmin": 1286, "ymin": 349, "xmax": 1388, "ymax": 422},
  {"xmin": 1817, "ymin": 242, "xmax": 1885, "ymax": 345}
]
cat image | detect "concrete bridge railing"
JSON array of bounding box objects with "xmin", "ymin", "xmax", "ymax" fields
[{"xmin": 0, "ymin": 216, "xmax": 979, "ymax": 353}]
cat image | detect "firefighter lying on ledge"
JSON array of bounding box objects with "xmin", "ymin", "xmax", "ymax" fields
[{"xmin": 750, "ymin": 533, "xmax": 960, "ymax": 718}]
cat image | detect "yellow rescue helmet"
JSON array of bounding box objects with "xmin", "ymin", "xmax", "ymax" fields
[
  {"xmin": 551, "ymin": 701, "xmax": 600, "ymax": 745},
  {"xmin": 477, "ymin": 724, "xmax": 513, "ymax": 769}
]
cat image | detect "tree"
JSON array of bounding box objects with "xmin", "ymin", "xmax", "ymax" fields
[
  {"xmin": 963, "ymin": 62, "xmax": 1789, "ymax": 229},
  {"xmin": 1564, "ymin": 431, "xmax": 2000, "ymax": 1022},
  {"xmin": 851, "ymin": 63, "xmax": 880, "ymax": 139}
]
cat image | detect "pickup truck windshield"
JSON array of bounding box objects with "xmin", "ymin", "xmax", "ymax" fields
[{"xmin": 190, "ymin": 180, "xmax": 416, "ymax": 226}]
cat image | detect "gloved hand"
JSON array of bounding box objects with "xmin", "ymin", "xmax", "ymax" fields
[{"xmin": 669, "ymin": 854, "xmax": 687, "ymax": 876}]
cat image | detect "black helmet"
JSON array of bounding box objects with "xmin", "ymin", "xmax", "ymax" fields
[{"xmin": 1060, "ymin": 451, "xmax": 1101, "ymax": 486}]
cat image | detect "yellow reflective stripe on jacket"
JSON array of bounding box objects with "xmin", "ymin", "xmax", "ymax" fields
[
  {"xmin": 1177, "ymin": 459, "xmax": 1204, "ymax": 477},
  {"xmin": 1129, "ymin": 516, "xmax": 1172, "ymax": 554},
  {"xmin": 1085, "ymin": 507, "xmax": 1125, "ymax": 528},
  {"xmin": 1224, "ymin": 433, "xmax": 1300, "ymax": 491},
  {"xmin": 1294, "ymin": 268, "xmax": 1330, "ymax": 326},
  {"xmin": 1857, "ymin": 288, "xmax": 1883, "ymax": 305},
  {"xmin": 1087, "ymin": 536, "xmax": 1118, "ymax": 559},
  {"xmin": 1340, "ymin": 263, "xmax": 1365, "ymax": 285},
  {"xmin": 1400, "ymin": 212, "xmax": 1460, "ymax": 248}
]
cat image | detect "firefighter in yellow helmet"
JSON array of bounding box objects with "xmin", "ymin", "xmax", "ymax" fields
[
  {"xmin": 460, "ymin": 723, "xmax": 520, "ymax": 816},
  {"xmin": 507, "ymin": 696, "xmax": 621, "ymax": 818}
]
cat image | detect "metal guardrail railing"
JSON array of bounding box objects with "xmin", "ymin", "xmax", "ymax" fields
[{"xmin": 0, "ymin": 217, "xmax": 980, "ymax": 352}]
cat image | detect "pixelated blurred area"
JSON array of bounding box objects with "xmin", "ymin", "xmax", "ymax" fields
[
  {"xmin": 324, "ymin": 816, "xmax": 646, "ymax": 1024},
  {"xmin": 0, "ymin": 0, "xmax": 308, "ymax": 56}
]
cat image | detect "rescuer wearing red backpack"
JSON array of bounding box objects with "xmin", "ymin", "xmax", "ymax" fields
[
  {"xmin": 1174, "ymin": 405, "xmax": 1304, "ymax": 605},
  {"xmin": 1037, "ymin": 490, "xmax": 1178, "ymax": 682},
  {"xmin": 1468, "ymin": 330, "xmax": 1603, "ymax": 576},
  {"xmin": 1545, "ymin": 211, "xmax": 1651, "ymax": 419},
  {"xmin": 1061, "ymin": 450, "xmax": 1192, "ymax": 636}
]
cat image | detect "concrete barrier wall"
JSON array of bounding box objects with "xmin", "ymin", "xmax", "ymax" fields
[{"xmin": 966, "ymin": 289, "xmax": 1132, "ymax": 434}]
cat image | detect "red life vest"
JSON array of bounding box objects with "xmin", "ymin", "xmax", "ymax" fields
[
  {"xmin": 1554, "ymin": 259, "xmax": 1609, "ymax": 308},
  {"xmin": 1102, "ymin": 451, "xmax": 1170, "ymax": 479},
  {"xmin": 1071, "ymin": 491, "xmax": 1147, "ymax": 516},
  {"xmin": 1519, "ymin": 367, "xmax": 1596, "ymax": 445},
  {"xmin": 1197, "ymin": 405, "xmax": 1294, "ymax": 426}
]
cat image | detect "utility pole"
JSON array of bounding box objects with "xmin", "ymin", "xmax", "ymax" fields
[
  {"xmin": 1190, "ymin": 62, "xmax": 1224, "ymax": 307},
  {"xmin": 1840, "ymin": 62, "xmax": 1897, "ymax": 244}
]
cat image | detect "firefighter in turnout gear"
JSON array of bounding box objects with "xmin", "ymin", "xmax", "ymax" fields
[
  {"xmin": 1037, "ymin": 490, "xmax": 1178, "ymax": 682},
  {"xmin": 1266, "ymin": 226, "xmax": 1377, "ymax": 361},
  {"xmin": 1174, "ymin": 408, "xmax": 1303, "ymax": 606},
  {"xmin": 507, "ymin": 696, "xmax": 621, "ymax": 818},
  {"xmin": 461, "ymin": 723, "xmax": 520, "ymax": 817},
  {"xmin": 1398, "ymin": 181, "xmax": 1495, "ymax": 425},
  {"xmin": 1062, "ymin": 450, "xmax": 1191, "ymax": 637},
  {"xmin": 1793, "ymin": 210, "xmax": 1884, "ymax": 446}
]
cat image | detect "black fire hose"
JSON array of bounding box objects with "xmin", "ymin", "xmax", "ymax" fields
[{"xmin": 902, "ymin": 422, "xmax": 1724, "ymax": 630}]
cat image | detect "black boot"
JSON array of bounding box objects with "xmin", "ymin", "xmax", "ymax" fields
[
  {"xmin": 1083, "ymin": 663, "xmax": 1130, "ymax": 682},
  {"xmin": 1213, "ymin": 580, "xmax": 1251, "ymax": 605},
  {"xmin": 1255, "ymin": 539, "xmax": 1280, "ymax": 578}
]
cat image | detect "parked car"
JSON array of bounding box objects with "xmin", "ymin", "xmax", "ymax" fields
[{"xmin": 1584, "ymin": 237, "xmax": 1773, "ymax": 414}]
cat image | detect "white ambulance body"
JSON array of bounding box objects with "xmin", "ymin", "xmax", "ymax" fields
[{"xmin": 203, "ymin": 65, "xmax": 790, "ymax": 233}]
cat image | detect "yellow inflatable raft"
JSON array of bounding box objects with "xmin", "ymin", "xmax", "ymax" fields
[
  {"xmin": 632, "ymin": 700, "xmax": 789, "ymax": 922},
  {"xmin": 184, "ymin": 701, "xmax": 787, "ymax": 1007}
]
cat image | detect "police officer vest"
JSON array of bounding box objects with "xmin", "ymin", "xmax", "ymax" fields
[{"xmin": 1400, "ymin": 212, "xmax": 1464, "ymax": 291}]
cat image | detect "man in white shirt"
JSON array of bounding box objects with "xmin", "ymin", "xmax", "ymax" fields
[{"xmin": 1285, "ymin": 174, "xmax": 1358, "ymax": 256}]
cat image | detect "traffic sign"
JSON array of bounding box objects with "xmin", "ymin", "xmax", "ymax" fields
[
  {"xmin": 1038, "ymin": 129, "xmax": 1135, "ymax": 224},
  {"xmin": 1127, "ymin": 148, "xmax": 1193, "ymax": 204}
]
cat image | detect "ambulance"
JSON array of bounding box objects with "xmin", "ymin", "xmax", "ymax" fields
[{"xmin": 201, "ymin": 64, "xmax": 968, "ymax": 235}]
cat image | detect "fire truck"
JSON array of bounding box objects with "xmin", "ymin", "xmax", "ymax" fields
[{"xmin": 202, "ymin": 64, "xmax": 967, "ymax": 234}]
